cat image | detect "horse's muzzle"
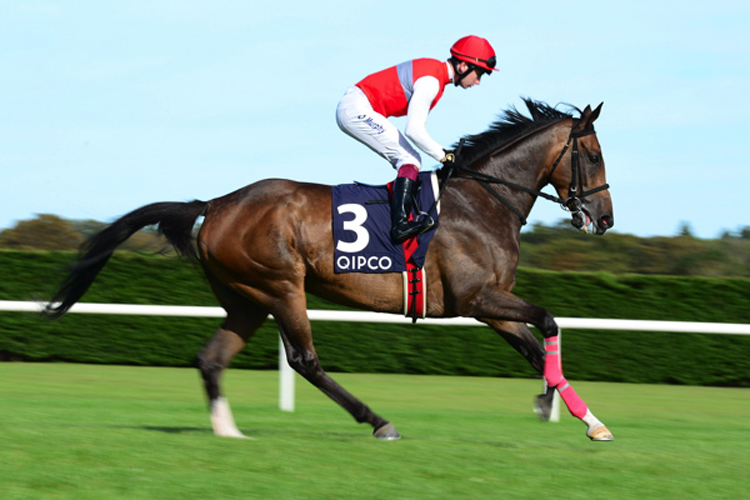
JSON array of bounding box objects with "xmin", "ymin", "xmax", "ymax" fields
[
  {"xmin": 592, "ymin": 214, "xmax": 614, "ymax": 235},
  {"xmin": 571, "ymin": 211, "xmax": 613, "ymax": 235}
]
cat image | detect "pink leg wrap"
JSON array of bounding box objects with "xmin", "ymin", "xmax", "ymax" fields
[
  {"xmin": 397, "ymin": 164, "xmax": 419, "ymax": 181},
  {"xmin": 558, "ymin": 378, "xmax": 589, "ymax": 419},
  {"xmin": 543, "ymin": 336, "xmax": 563, "ymax": 386},
  {"xmin": 544, "ymin": 336, "xmax": 589, "ymax": 419}
]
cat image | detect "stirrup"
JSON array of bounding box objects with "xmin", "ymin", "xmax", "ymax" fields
[{"xmin": 391, "ymin": 214, "xmax": 437, "ymax": 244}]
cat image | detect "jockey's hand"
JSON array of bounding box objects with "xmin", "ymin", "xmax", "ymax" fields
[{"xmin": 442, "ymin": 149, "xmax": 456, "ymax": 166}]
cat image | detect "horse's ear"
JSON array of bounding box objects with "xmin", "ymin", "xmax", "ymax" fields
[
  {"xmin": 575, "ymin": 102, "xmax": 603, "ymax": 134},
  {"xmin": 589, "ymin": 102, "xmax": 603, "ymax": 124}
]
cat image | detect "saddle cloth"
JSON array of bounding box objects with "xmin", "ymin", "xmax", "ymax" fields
[
  {"xmin": 332, "ymin": 171, "xmax": 440, "ymax": 275},
  {"xmin": 332, "ymin": 171, "xmax": 440, "ymax": 320}
]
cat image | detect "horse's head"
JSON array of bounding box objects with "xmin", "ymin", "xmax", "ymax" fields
[{"xmin": 548, "ymin": 103, "xmax": 614, "ymax": 235}]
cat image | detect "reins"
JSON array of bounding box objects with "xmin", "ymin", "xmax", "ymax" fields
[{"xmin": 429, "ymin": 123, "xmax": 609, "ymax": 225}]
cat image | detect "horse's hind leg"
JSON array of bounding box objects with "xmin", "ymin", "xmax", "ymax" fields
[
  {"xmin": 194, "ymin": 283, "xmax": 270, "ymax": 438},
  {"xmin": 273, "ymin": 296, "xmax": 399, "ymax": 440},
  {"xmin": 195, "ymin": 320, "xmax": 263, "ymax": 438}
]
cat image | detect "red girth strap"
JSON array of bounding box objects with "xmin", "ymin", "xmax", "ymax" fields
[{"xmin": 402, "ymin": 234, "xmax": 426, "ymax": 321}]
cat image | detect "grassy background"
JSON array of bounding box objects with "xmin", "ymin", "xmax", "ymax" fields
[{"xmin": 1, "ymin": 363, "xmax": 748, "ymax": 499}]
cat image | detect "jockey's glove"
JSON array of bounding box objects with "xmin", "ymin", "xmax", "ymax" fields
[{"xmin": 442, "ymin": 149, "xmax": 456, "ymax": 165}]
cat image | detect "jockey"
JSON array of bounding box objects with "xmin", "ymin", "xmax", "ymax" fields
[{"xmin": 336, "ymin": 35, "xmax": 498, "ymax": 244}]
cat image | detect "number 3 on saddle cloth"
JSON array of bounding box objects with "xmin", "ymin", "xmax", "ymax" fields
[{"xmin": 332, "ymin": 171, "xmax": 440, "ymax": 321}]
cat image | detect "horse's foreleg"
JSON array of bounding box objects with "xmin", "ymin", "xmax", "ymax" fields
[
  {"xmin": 195, "ymin": 309, "xmax": 268, "ymax": 438},
  {"xmin": 474, "ymin": 293, "xmax": 613, "ymax": 441},
  {"xmin": 483, "ymin": 320, "xmax": 556, "ymax": 420},
  {"xmin": 483, "ymin": 319, "xmax": 545, "ymax": 373},
  {"xmin": 542, "ymin": 332, "xmax": 613, "ymax": 440},
  {"xmin": 274, "ymin": 306, "xmax": 399, "ymax": 440}
]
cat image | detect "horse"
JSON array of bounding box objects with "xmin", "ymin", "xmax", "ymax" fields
[{"xmin": 45, "ymin": 98, "xmax": 615, "ymax": 441}]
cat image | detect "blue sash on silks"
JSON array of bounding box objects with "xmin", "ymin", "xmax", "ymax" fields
[{"xmin": 332, "ymin": 171, "xmax": 440, "ymax": 274}]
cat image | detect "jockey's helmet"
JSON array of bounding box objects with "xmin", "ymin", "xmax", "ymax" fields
[{"xmin": 450, "ymin": 36, "xmax": 498, "ymax": 76}]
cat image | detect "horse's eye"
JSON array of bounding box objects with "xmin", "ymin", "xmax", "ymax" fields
[{"xmin": 588, "ymin": 153, "xmax": 600, "ymax": 164}]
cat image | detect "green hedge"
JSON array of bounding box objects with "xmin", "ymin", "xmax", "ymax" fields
[{"xmin": 1, "ymin": 250, "xmax": 748, "ymax": 386}]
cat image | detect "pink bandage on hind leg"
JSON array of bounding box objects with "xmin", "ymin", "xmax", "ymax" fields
[
  {"xmin": 543, "ymin": 336, "xmax": 564, "ymax": 387},
  {"xmin": 558, "ymin": 379, "xmax": 589, "ymax": 419},
  {"xmin": 397, "ymin": 164, "xmax": 419, "ymax": 181}
]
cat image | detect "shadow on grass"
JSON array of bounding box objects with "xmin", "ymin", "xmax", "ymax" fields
[
  {"xmin": 111, "ymin": 424, "xmax": 523, "ymax": 448},
  {"xmin": 113, "ymin": 425, "xmax": 213, "ymax": 435}
]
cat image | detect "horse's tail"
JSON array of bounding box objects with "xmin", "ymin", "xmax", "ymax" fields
[{"xmin": 44, "ymin": 200, "xmax": 208, "ymax": 319}]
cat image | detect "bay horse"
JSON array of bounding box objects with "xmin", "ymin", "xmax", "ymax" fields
[{"xmin": 46, "ymin": 98, "xmax": 614, "ymax": 441}]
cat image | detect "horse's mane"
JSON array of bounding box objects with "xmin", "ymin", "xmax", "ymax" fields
[{"xmin": 454, "ymin": 98, "xmax": 576, "ymax": 167}]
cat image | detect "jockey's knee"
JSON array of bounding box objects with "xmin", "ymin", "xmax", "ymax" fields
[{"xmin": 397, "ymin": 164, "xmax": 420, "ymax": 180}]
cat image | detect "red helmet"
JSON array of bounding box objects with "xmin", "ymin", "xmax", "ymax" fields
[{"xmin": 450, "ymin": 35, "xmax": 498, "ymax": 74}]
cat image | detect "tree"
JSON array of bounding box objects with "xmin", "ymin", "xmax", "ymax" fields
[
  {"xmin": 0, "ymin": 214, "xmax": 84, "ymax": 250},
  {"xmin": 677, "ymin": 222, "xmax": 694, "ymax": 237}
]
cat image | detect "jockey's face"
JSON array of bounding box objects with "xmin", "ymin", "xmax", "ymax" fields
[{"xmin": 455, "ymin": 61, "xmax": 482, "ymax": 89}]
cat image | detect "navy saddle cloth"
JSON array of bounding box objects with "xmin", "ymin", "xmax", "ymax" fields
[{"xmin": 332, "ymin": 171, "xmax": 440, "ymax": 274}]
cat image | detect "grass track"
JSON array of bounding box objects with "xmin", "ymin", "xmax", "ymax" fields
[{"xmin": 1, "ymin": 363, "xmax": 748, "ymax": 499}]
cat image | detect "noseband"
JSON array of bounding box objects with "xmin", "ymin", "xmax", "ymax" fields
[{"xmin": 436, "ymin": 124, "xmax": 610, "ymax": 225}]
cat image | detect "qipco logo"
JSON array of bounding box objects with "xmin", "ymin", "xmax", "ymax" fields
[{"xmin": 335, "ymin": 203, "xmax": 393, "ymax": 272}]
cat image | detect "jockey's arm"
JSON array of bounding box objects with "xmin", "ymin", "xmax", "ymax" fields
[{"xmin": 404, "ymin": 76, "xmax": 446, "ymax": 163}]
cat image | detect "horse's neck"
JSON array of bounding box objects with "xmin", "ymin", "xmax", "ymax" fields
[{"xmin": 473, "ymin": 121, "xmax": 570, "ymax": 217}]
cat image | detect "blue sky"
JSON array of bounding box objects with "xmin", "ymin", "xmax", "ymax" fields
[{"xmin": 2, "ymin": 1, "xmax": 748, "ymax": 238}]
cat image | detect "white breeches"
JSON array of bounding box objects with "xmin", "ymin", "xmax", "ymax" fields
[{"xmin": 336, "ymin": 86, "xmax": 422, "ymax": 170}]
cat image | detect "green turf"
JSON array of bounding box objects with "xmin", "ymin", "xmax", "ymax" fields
[{"xmin": 1, "ymin": 363, "xmax": 748, "ymax": 499}]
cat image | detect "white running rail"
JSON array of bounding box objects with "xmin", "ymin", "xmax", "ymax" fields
[{"xmin": 3, "ymin": 301, "xmax": 749, "ymax": 418}]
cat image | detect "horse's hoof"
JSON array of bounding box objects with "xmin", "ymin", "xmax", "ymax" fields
[
  {"xmin": 215, "ymin": 429, "xmax": 253, "ymax": 439},
  {"xmin": 373, "ymin": 423, "xmax": 401, "ymax": 440},
  {"xmin": 586, "ymin": 425, "xmax": 614, "ymax": 441},
  {"xmin": 533, "ymin": 393, "xmax": 552, "ymax": 422}
]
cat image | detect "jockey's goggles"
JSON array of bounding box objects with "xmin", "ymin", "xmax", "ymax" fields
[{"xmin": 453, "ymin": 52, "xmax": 497, "ymax": 75}]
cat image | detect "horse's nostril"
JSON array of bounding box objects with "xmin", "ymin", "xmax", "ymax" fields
[{"xmin": 600, "ymin": 215, "xmax": 614, "ymax": 228}]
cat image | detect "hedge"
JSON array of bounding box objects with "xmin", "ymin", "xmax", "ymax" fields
[{"xmin": 1, "ymin": 250, "xmax": 748, "ymax": 386}]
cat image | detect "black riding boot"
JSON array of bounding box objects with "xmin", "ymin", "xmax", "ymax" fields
[{"xmin": 390, "ymin": 177, "xmax": 436, "ymax": 244}]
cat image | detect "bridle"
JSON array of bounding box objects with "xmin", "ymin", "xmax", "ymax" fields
[
  {"xmin": 546, "ymin": 125, "xmax": 609, "ymax": 216},
  {"xmin": 431, "ymin": 122, "xmax": 610, "ymax": 226}
]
